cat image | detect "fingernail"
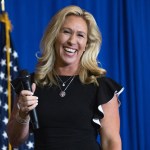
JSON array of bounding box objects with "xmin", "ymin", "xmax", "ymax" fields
[{"xmin": 30, "ymin": 92, "xmax": 34, "ymax": 95}]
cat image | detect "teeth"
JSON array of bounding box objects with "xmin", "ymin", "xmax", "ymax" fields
[{"xmin": 64, "ymin": 48, "xmax": 76, "ymax": 53}]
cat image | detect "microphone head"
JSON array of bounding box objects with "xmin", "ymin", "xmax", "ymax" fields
[
  {"xmin": 11, "ymin": 70, "xmax": 31, "ymax": 94},
  {"xmin": 19, "ymin": 70, "xmax": 30, "ymax": 78}
]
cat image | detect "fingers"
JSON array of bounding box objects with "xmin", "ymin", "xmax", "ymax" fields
[
  {"xmin": 17, "ymin": 88, "xmax": 38, "ymax": 117},
  {"xmin": 32, "ymin": 83, "xmax": 36, "ymax": 93},
  {"xmin": 20, "ymin": 90, "xmax": 33, "ymax": 97}
]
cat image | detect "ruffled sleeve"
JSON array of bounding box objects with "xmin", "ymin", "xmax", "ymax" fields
[{"xmin": 92, "ymin": 77, "xmax": 124, "ymax": 126}]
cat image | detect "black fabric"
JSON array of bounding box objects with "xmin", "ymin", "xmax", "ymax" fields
[
  {"xmin": 97, "ymin": 77, "xmax": 123, "ymax": 105},
  {"xmin": 31, "ymin": 75, "xmax": 123, "ymax": 149}
]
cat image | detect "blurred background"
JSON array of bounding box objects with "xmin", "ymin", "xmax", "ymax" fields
[{"xmin": 0, "ymin": 0, "xmax": 150, "ymax": 149}]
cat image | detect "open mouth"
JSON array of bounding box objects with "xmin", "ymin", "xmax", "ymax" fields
[{"xmin": 64, "ymin": 48, "xmax": 77, "ymax": 53}]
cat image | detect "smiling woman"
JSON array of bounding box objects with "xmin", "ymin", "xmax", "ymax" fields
[
  {"xmin": 54, "ymin": 15, "xmax": 88, "ymax": 70},
  {"xmin": 35, "ymin": 5, "xmax": 105, "ymax": 85},
  {"xmin": 7, "ymin": 5, "xmax": 124, "ymax": 150}
]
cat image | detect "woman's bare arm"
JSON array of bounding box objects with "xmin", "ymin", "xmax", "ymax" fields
[
  {"xmin": 100, "ymin": 95, "xmax": 122, "ymax": 150},
  {"xmin": 7, "ymin": 83, "xmax": 38, "ymax": 147},
  {"xmin": 7, "ymin": 96, "xmax": 30, "ymax": 147}
]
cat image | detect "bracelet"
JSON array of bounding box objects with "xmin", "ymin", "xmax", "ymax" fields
[
  {"xmin": 15, "ymin": 112, "xmax": 30, "ymax": 124},
  {"xmin": 17, "ymin": 102, "xmax": 20, "ymax": 110}
]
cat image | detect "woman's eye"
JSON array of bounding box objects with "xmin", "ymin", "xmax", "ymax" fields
[
  {"xmin": 78, "ymin": 34, "xmax": 84, "ymax": 38},
  {"xmin": 63, "ymin": 30, "xmax": 70, "ymax": 34}
]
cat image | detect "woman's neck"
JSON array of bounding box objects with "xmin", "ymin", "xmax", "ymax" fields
[{"xmin": 54, "ymin": 66, "xmax": 80, "ymax": 76}]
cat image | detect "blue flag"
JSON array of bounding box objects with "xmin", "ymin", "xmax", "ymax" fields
[{"xmin": 0, "ymin": 12, "xmax": 34, "ymax": 150}]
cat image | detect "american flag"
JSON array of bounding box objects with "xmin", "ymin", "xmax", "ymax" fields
[{"xmin": 0, "ymin": 11, "xmax": 34, "ymax": 150}]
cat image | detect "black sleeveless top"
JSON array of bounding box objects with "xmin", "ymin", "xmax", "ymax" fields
[{"xmin": 32, "ymin": 75, "xmax": 123, "ymax": 150}]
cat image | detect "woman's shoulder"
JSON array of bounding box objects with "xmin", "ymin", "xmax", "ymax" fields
[
  {"xmin": 96, "ymin": 76, "xmax": 124, "ymax": 104},
  {"xmin": 97, "ymin": 76, "xmax": 123, "ymax": 89}
]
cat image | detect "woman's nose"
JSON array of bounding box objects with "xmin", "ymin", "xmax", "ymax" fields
[{"xmin": 68, "ymin": 34, "xmax": 77, "ymax": 45}]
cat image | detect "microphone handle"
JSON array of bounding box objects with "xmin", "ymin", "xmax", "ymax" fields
[{"xmin": 21, "ymin": 76, "xmax": 39, "ymax": 129}]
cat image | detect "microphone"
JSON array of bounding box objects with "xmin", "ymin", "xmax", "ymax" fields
[{"xmin": 19, "ymin": 70, "xmax": 39, "ymax": 129}]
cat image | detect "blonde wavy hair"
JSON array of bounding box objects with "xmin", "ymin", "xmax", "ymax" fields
[{"xmin": 34, "ymin": 5, "xmax": 106, "ymax": 86}]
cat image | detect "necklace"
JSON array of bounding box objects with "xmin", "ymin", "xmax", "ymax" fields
[
  {"xmin": 56, "ymin": 76, "xmax": 75, "ymax": 97},
  {"xmin": 56, "ymin": 75, "xmax": 73, "ymax": 86}
]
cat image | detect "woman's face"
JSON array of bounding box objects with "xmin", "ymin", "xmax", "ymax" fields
[{"xmin": 54, "ymin": 15, "xmax": 88, "ymax": 69}]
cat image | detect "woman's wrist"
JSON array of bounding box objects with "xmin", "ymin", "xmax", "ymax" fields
[
  {"xmin": 15, "ymin": 112, "xmax": 30, "ymax": 124},
  {"xmin": 16, "ymin": 102, "xmax": 30, "ymax": 120}
]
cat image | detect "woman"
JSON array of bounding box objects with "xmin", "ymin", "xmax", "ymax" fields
[{"xmin": 7, "ymin": 5, "xmax": 124, "ymax": 150}]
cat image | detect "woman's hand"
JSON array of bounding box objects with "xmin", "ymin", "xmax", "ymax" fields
[{"xmin": 17, "ymin": 83, "xmax": 38, "ymax": 119}]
